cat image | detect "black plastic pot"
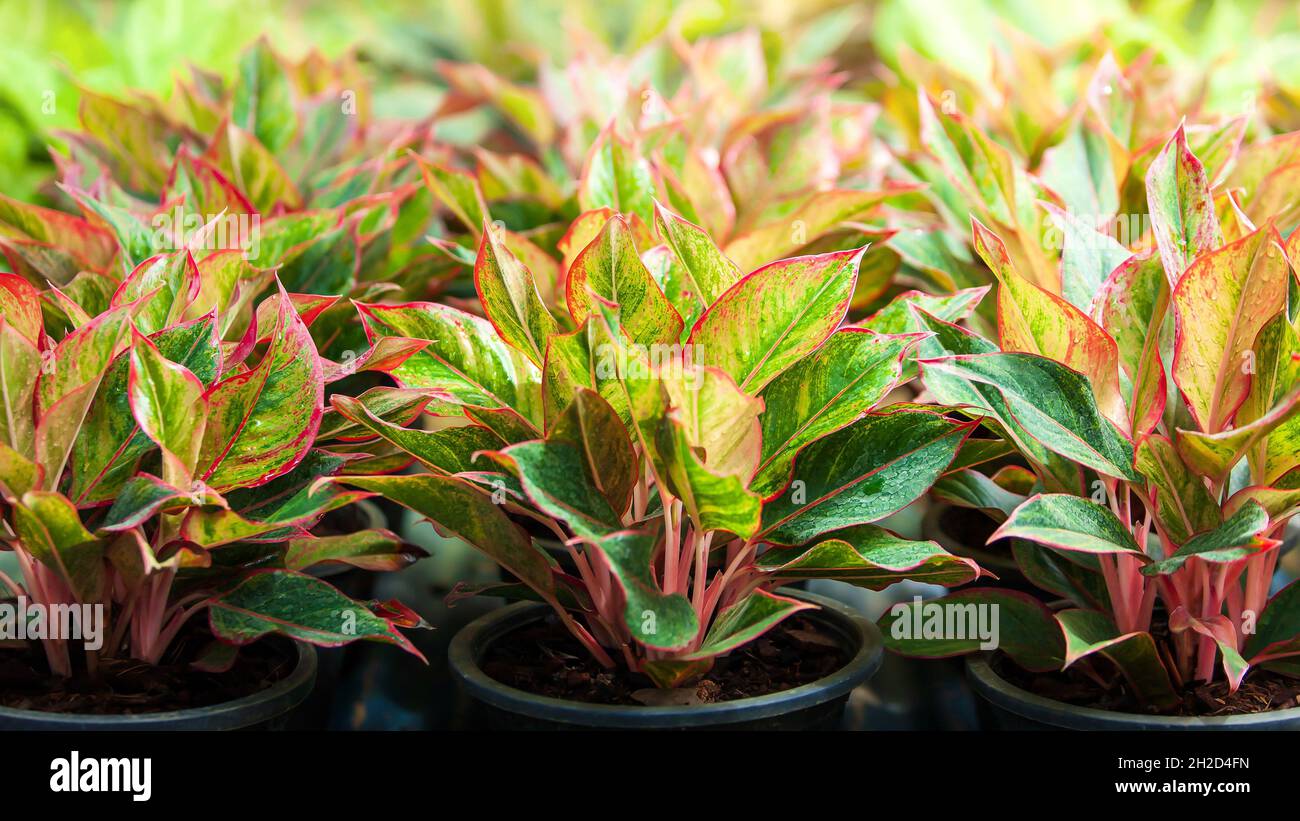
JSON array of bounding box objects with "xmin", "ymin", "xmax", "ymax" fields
[
  {"xmin": 967, "ymin": 654, "xmax": 1300, "ymax": 730},
  {"xmin": 449, "ymin": 590, "xmax": 882, "ymax": 730},
  {"xmin": 0, "ymin": 641, "xmax": 316, "ymax": 731}
]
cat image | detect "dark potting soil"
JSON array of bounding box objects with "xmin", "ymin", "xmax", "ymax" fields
[
  {"xmin": 993, "ymin": 653, "xmax": 1300, "ymax": 717},
  {"xmin": 480, "ymin": 613, "xmax": 847, "ymax": 706},
  {"xmin": 0, "ymin": 627, "xmax": 294, "ymax": 715}
]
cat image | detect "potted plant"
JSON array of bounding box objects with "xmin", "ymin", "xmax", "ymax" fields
[
  {"xmin": 324, "ymin": 202, "xmax": 988, "ymax": 729},
  {"xmin": 881, "ymin": 126, "xmax": 1300, "ymax": 729},
  {"xmin": 0, "ymin": 220, "xmax": 426, "ymax": 729}
]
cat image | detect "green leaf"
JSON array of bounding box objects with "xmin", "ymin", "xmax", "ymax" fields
[
  {"xmin": 653, "ymin": 201, "xmax": 742, "ymax": 310},
  {"xmin": 1135, "ymin": 435, "xmax": 1220, "ymax": 546},
  {"xmin": 1043, "ymin": 203, "xmax": 1131, "ymax": 313},
  {"xmin": 1055, "ymin": 609, "xmax": 1179, "ymax": 709},
  {"xmin": 359, "ymin": 301, "xmax": 543, "ymax": 426},
  {"xmin": 328, "ymin": 395, "xmax": 501, "ymax": 474},
  {"xmin": 1096, "ymin": 252, "xmax": 1169, "ymax": 436},
  {"xmin": 209, "ymin": 571, "xmax": 421, "ymax": 657},
  {"xmin": 920, "ymin": 353, "xmax": 1140, "ymax": 482},
  {"xmin": 333, "ymin": 473, "xmax": 554, "ymax": 599},
  {"xmin": 1142, "ymin": 502, "xmax": 1274, "ymax": 576},
  {"xmin": 566, "ymin": 215, "xmax": 682, "ymax": 348},
  {"xmin": 198, "ymin": 283, "xmax": 323, "ymax": 492},
  {"xmin": 654, "ymin": 411, "xmax": 761, "ymax": 537},
  {"xmin": 723, "ymin": 189, "xmax": 898, "ymax": 272},
  {"xmin": 12, "ymin": 491, "xmax": 103, "ymax": 603},
  {"xmin": 491, "ymin": 440, "xmax": 623, "ymax": 540},
  {"xmin": 548, "ymin": 388, "xmax": 637, "ymax": 516},
  {"xmin": 585, "ymin": 531, "xmax": 697, "ymax": 651},
  {"xmin": 72, "ymin": 317, "xmax": 223, "ymax": 503},
  {"xmin": 990, "ymin": 493, "xmax": 1148, "ymax": 559},
  {"xmin": 128, "ymin": 329, "xmax": 206, "ymax": 487},
  {"xmin": 283, "ymin": 529, "xmax": 423, "ymax": 572},
  {"xmin": 932, "ymin": 469, "xmax": 1026, "ymax": 521},
  {"xmin": 475, "ymin": 227, "xmax": 559, "ymax": 369},
  {"xmin": 99, "ymin": 474, "xmax": 219, "ymax": 533},
  {"xmin": 856, "ymin": 285, "xmax": 989, "ymax": 336},
  {"xmin": 971, "ymin": 218, "xmax": 1125, "ymax": 430},
  {"xmin": 0, "ymin": 316, "xmax": 39, "ymax": 462},
  {"xmin": 758, "ymin": 410, "xmax": 972, "ymax": 545},
  {"xmin": 879, "ymin": 588, "xmax": 1065, "ymax": 671},
  {"xmin": 1245, "ymin": 579, "xmax": 1300, "ymax": 662},
  {"xmin": 1145, "ymin": 124, "xmax": 1222, "ymax": 286},
  {"xmin": 681, "ymin": 589, "xmax": 814, "ymax": 661},
  {"xmin": 415, "ymin": 155, "xmax": 489, "ymax": 238},
  {"xmin": 758, "ymin": 523, "xmax": 982, "ymax": 589},
  {"xmin": 578, "ymin": 127, "xmax": 654, "ymax": 225},
  {"xmin": 1241, "ymin": 314, "xmax": 1300, "ymax": 483},
  {"xmin": 689, "ymin": 247, "xmax": 864, "ymax": 394},
  {"xmin": 36, "ymin": 301, "xmax": 137, "ymax": 488},
  {"xmin": 1171, "ymin": 225, "xmax": 1289, "ymax": 433},
  {"xmin": 1174, "ymin": 385, "xmax": 1300, "ymax": 480},
  {"xmin": 753, "ymin": 329, "xmax": 913, "ymax": 495},
  {"xmin": 231, "ymin": 39, "xmax": 296, "ymax": 154}
]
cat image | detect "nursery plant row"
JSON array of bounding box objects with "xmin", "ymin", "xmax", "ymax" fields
[{"xmin": 0, "ymin": 25, "xmax": 1298, "ymax": 735}]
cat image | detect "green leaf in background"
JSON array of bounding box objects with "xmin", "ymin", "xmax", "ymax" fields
[
  {"xmin": 879, "ymin": 588, "xmax": 1065, "ymax": 671},
  {"xmin": 232, "ymin": 38, "xmax": 297, "ymax": 155}
]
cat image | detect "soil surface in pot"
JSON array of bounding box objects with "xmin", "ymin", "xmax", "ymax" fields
[
  {"xmin": 992, "ymin": 653, "xmax": 1300, "ymax": 717},
  {"xmin": 0, "ymin": 625, "xmax": 294, "ymax": 715},
  {"xmin": 482, "ymin": 613, "xmax": 847, "ymax": 706}
]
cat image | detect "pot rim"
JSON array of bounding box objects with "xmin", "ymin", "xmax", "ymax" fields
[
  {"xmin": 0, "ymin": 639, "xmax": 317, "ymax": 730},
  {"xmin": 449, "ymin": 589, "xmax": 882, "ymax": 728},
  {"xmin": 967, "ymin": 652, "xmax": 1300, "ymax": 729}
]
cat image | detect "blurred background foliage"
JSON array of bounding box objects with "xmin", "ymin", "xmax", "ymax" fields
[{"xmin": 3, "ymin": 0, "xmax": 1300, "ymax": 203}]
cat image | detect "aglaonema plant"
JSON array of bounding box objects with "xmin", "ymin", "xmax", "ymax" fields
[
  {"xmin": 882, "ymin": 125, "xmax": 1300, "ymax": 712},
  {"xmin": 419, "ymin": 25, "xmax": 917, "ymax": 323},
  {"xmin": 323, "ymin": 203, "xmax": 986, "ymax": 688},
  {"xmin": 0, "ymin": 236, "xmax": 427, "ymax": 681}
]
